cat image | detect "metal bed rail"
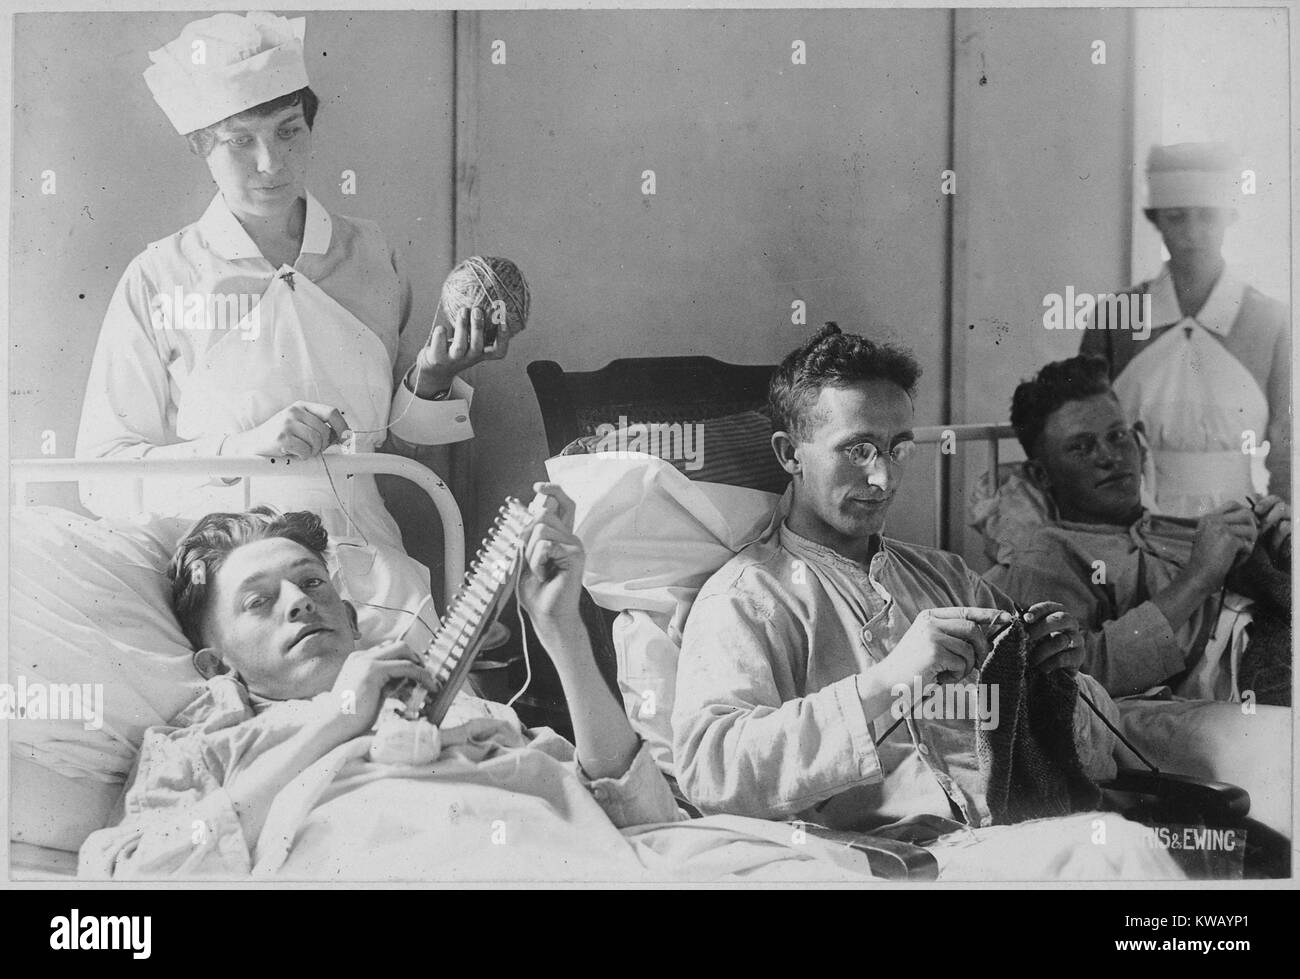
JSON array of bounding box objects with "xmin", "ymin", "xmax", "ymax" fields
[
  {"xmin": 9, "ymin": 454, "xmax": 465, "ymax": 609},
  {"xmin": 913, "ymin": 423, "xmax": 1017, "ymax": 551}
]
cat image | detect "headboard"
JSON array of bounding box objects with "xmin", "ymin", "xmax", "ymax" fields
[
  {"xmin": 527, "ymin": 357, "xmax": 775, "ymax": 456},
  {"xmin": 529, "ymin": 353, "xmax": 1018, "ymax": 555}
]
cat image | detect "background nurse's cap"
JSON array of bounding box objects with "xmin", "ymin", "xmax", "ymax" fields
[
  {"xmin": 143, "ymin": 11, "xmax": 309, "ymax": 135},
  {"xmin": 1145, "ymin": 142, "xmax": 1240, "ymax": 209}
]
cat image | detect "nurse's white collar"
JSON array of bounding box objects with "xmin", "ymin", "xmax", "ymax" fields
[
  {"xmin": 1148, "ymin": 263, "xmax": 1244, "ymax": 337},
  {"xmin": 197, "ymin": 190, "xmax": 333, "ymax": 263}
]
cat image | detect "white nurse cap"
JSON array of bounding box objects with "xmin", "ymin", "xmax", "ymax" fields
[
  {"xmin": 144, "ymin": 11, "xmax": 309, "ymax": 135},
  {"xmin": 1145, "ymin": 142, "xmax": 1239, "ymax": 209}
]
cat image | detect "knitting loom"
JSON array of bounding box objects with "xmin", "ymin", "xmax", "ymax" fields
[{"xmin": 387, "ymin": 496, "xmax": 537, "ymax": 725}]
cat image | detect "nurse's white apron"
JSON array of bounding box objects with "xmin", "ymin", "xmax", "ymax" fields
[
  {"xmin": 165, "ymin": 267, "xmax": 432, "ymax": 640},
  {"xmin": 1115, "ymin": 321, "xmax": 1268, "ymax": 517}
]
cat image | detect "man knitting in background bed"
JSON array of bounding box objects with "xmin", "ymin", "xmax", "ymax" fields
[
  {"xmin": 79, "ymin": 485, "xmax": 877, "ymax": 881},
  {"xmin": 671, "ymin": 325, "xmax": 1182, "ymax": 879},
  {"xmin": 988, "ymin": 355, "xmax": 1290, "ymax": 705}
]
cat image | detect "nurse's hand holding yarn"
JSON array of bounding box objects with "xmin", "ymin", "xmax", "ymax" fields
[
  {"xmin": 411, "ymin": 305, "xmax": 508, "ymax": 397},
  {"xmin": 222, "ymin": 400, "xmax": 350, "ymax": 460},
  {"xmin": 409, "ymin": 256, "xmax": 531, "ymax": 399}
]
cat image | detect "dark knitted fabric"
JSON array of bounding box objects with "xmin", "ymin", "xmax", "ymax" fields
[
  {"xmin": 1226, "ymin": 545, "xmax": 1292, "ymax": 707},
  {"xmin": 975, "ymin": 615, "xmax": 1103, "ymax": 824}
]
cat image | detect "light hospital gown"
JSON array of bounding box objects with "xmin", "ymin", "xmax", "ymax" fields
[{"xmin": 672, "ymin": 521, "xmax": 1184, "ymax": 880}]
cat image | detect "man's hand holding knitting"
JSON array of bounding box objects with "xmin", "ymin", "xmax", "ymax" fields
[
  {"xmin": 857, "ymin": 607, "xmax": 1011, "ymax": 722},
  {"xmin": 1022, "ymin": 601, "xmax": 1084, "ymax": 672}
]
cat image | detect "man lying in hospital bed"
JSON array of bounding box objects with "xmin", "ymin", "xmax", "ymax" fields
[
  {"xmin": 76, "ymin": 486, "xmax": 880, "ymax": 881},
  {"xmin": 988, "ymin": 354, "xmax": 1291, "ymax": 705}
]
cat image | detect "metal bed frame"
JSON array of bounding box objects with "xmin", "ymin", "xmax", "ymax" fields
[
  {"xmin": 906, "ymin": 422, "xmax": 1016, "ymax": 551},
  {"xmin": 9, "ymin": 454, "xmax": 466, "ymax": 609}
]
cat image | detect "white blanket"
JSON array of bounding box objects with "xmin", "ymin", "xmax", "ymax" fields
[
  {"xmin": 255, "ymin": 722, "xmax": 1179, "ymax": 882},
  {"xmin": 258, "ymin": 734, "xmax": 879, "ymax": 883}
]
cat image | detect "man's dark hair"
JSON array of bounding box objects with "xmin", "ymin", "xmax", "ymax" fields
[
  {"xmin": 1010, "ymin": 354, "xmax": 1115, "ymax": 458},
  {"xmin": 185, "ymin": 86, "xmax": 319, "ymax": 157},
  {"xmin": 169, "ymin": 506, "xmax": 330, "ymax": 649},
  {"xmin": 769, "ymin": 322, "xmax": 922, "ymax": 439}
]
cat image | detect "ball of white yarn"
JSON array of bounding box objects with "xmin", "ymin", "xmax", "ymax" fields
[{"xmin": 438, "ymin": 255, "xmax": 531, "ymax": 339}]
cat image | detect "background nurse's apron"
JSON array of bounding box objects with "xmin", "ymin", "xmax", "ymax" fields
[
  {"xmin": 164, "ymin": 268, "xmax": 432, "ymax": 641},
  {"xmin": 1115, "ymin": 320, "xmax": 1268, "ymax": 517}
]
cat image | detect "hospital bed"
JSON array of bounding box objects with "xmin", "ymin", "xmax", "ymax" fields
[
  {"xmin": 8, "ymin": 453, "xmax": 464, "ymax": 880},
  {"xmin": 526, "ymin": 356, "xmax": 1287, "ymax": 878}
]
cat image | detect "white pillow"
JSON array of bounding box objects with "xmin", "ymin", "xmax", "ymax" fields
[
  {"xmin": 968, "ymin": 463, "xmax": 1057, "ymax": 567},
  {"xmin": 544, "ymin": 453, "xmax": 780, "ymax": 772},
  {"xmin": 9, "ymin": 507, "xmax": 202, "ymax": 852}
]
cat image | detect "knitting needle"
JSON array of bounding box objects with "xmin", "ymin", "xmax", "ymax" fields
[
  {"xmin": 986, "ymin": 604, "xmax": 1028, "ymax": 646},
  {"xmin": 873, "ymin": 685, "xmax": 938, "ymax": 747},
  {"xmin": 874, "ymin": 604, "xmax": 1161, "ymax": 775},
  {"xmin": 1074, "ymin": 680, "xmax": 1160, "ymax": 774},
  {"xmin": 872, "ymin": 609, "xmax": 1019, "ymax": 746}
]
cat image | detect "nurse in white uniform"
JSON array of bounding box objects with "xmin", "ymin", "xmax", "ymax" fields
[
  {"xmin": 76, "ymin": 13, "xmax": 509, "ymax": 636},
  {"xmin": 1081, "ymin": 142, "xmax": 1291, "ymax": 516}
]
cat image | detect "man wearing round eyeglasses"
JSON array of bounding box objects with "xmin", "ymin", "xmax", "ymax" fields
[
  {"xmin": 668, "ymin": 326, "xmax": 1187, "ymax": 879},
  {"xmin": 990, "ymin": 354, "xmax": 1290, "ymax": 704},
  {"xmin": 772, "ymin": 365, "xmax": 918, "ymax": 562}
]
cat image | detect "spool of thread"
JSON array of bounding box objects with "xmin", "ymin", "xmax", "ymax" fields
[{"xmin": 438, "ymin": 256, "xmax": 531, "ymax": 342}]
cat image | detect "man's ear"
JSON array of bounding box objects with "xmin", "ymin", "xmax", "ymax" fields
[
  {"xmin": 344, "ymin": 601, "xmax": 361, "ymax": 640},
  {"xmin": 1024, "ymin": 457, "xmax": 1052, "ymax": 494},
  {"xmin": 772, "ymin": 431, "xmax": 800, "ymax": 476},
  {"xmin": 1130, "ymin": 421, "xmax": 1150, "ymax": 468},
  {"xmin": 192, "ymin": 647, "xmax": 228, "ymax": 680}
]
